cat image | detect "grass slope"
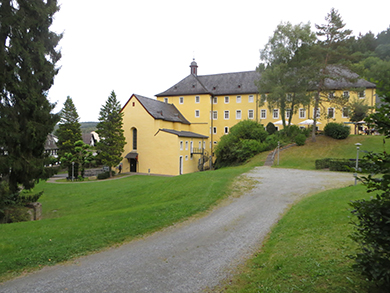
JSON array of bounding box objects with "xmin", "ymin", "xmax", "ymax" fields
[{"xmin": 0, "ymin": 153, "xmax": 267, "ymax": 282}]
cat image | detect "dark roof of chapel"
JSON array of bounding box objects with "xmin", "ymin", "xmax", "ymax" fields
[
  {"xmin": 131, "ymin": 94, "xmax": 190, "ymax": 124},
  {"xmin": 159, "ymin": 129, "xmax": 208, "ymax": 138}
]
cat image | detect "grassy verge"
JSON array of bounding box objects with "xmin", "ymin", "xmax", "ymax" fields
[
  {"xmin": 0, "ymin": 152, "xmax": 267, "ymax": 282},
  {"xmin": 215, "ymin": 184, "xmax": 379, "ymax": 293},
  {"xmin": 277, "ymin": 135, "xmax": 385, "ymax": 170}
]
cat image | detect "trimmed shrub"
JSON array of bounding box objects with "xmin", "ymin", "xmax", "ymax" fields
[
  {"xmin": 97, "ymin": 171, "xmax": 110, "ymax": 180},
  {"xmin": 324, "ymin": 122, "xmax": 350, "ymax": 139},
  {"xmin": 295, "ymin": 134, "xmax": 306, "ymax": 146},
  {"xmin": 266, "ymin": 122, "xmax": 277, "ymax": 135},
  {"xmin": 315, "ymin": 158, "xmax": 333, "ymax": 169}
]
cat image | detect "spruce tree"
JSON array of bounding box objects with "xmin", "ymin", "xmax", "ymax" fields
[
  {"xmin": 96, "ymin": 91, "xmax": 126, "ymax": 177},
  {"xmin": 0, "ymin": 0, "xmax": 62, "ymax": 195},
  {"xmin": 56, "ymin": 97, "xmax": 82, "ymax": 178}
]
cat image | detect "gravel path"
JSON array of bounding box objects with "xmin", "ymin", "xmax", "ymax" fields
[{"xmin": 1, "ymin": 167, "xmax": 354, "ymax": 293}]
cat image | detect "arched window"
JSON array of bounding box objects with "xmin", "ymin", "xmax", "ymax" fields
[{"xmin": 132, "ymin": 128, "xmax": 137, "ymax": 150}]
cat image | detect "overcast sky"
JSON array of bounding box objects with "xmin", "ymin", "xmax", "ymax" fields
[{"xmin": 48, "ymin": 0, "xmax": 390, "ymax": 122}]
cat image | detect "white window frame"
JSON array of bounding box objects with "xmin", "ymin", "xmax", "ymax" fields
[
  {"xmin": 213, "ymin": 111, "xmax": 218, "ymax": 120},
  {"xmin": 213, "ymin": 127, "xmax": 217, "ymax": 134},
  {"xmin": 285, "ymin": 109, "xmax": 291, "ymax": 119},
  {"xmin": 313, "ymin": 108, "xmax": 320, "ymax": 119},
  {"xmin": 236, "ymin": 96, "xmax": 241, "ymax": 103},
  {"xmin": 195, "ymin": 110, "xmax": 200, "ymax": 118},
  {"xmin": 185, "ymin": 141, "xmax": 188, "ymax": 150},
  {"xmin": 328, "ymin": 107, "xmax": 335, "ymax": 119},
  {"xmin": 224, "ymin": 96, "xmax": 229, "ymax": 104},
  {"xmin": 199, "ymin": 141, "xmax": 201, "ymax": 149},
  {"xmin": 190, "ymin": 141, "xmax": 193, "ymax": 153},
  {"xmin": 236, "ymin": 110, "xmax": 242, "ymax": 119},
  {"xmin": 164, "ymin": 98, "xmax": 168, "ymax": 103},
  {"xmin": 195, "ymin": 96, "xmax": 200, "ymax": 103},
  {"xmin": 299, "ymin": 108, "xmax": 306, "ymax": 119},
  {"xmin": 185, "ymin": 155, "xmax": 188, "ymax": 161},
  {"xmin": 180, "ymin": 141, "xmax": 183, "ymax": 150},
  {"xmin": 273, "ymin": 109, "xmax": 279, "ymax": 119},
  {"xmin": 248, "ymin": 95, "xmax": 254, "ymax": 103},
  {"xmin": 343, "ymin": 91, "xmax": 349, "ymax": 98},
  {"xmin": 248, "ymin": 109, "xmax": 254, "ymax": 119},
  {"xmin": 179, "ymin": 96, "xmax": 184, "ymax": 104},
  {"xmin": 213, "ymin": 97, "xmax": 218, "ymax": 104},
  {"xmin": 260, "ymin": 109, "xmax": 266, "ymax": 119},
  {"xmin": 224, "ymin": 127, "xmax": 229, "ymax": 134},
  {"xmin": 224, "ymin": 110, "xmax": 229, "ymax": 120},
  {"xmin": 359, "ymin": 90, "xmax": 366, "ymax": 99}
]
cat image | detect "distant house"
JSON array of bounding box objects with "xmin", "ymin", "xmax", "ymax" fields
[
  {"xmin": 82, "ymin": 132, "xmax": 99, "ymax": 146},
  {"xmin": 44, "ymin": 134, "xmax": 59, "ymax": 157}
]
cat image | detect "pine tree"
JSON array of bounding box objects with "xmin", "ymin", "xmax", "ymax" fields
[
  {"xmin": 96, "ymin": 91, "xmax": 126, "ymax": 177},
  {"xmin": 0, "ymin": 0, "xmax": 62, "ymax": 195},
  {"xmin": 56, "ymin": 97, "xmax": 82, "ymax": 178}
]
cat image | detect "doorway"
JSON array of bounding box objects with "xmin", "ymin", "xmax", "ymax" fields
[{"xmin": 130, "ymin": 158, "xmax": 137, "ymax": 172}]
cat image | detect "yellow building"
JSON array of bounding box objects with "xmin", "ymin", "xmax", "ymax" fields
[{"xmin": 121, "ymin": 60, "xmax": 376, "ymax": 175}]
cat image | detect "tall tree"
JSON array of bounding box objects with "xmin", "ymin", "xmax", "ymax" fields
[
  {"xmin": 56, "ymin": 96, "xmax": 82, "ymax": 178},
  {"xmin": 0, "ymin": 0, "xmax": 62, "ymax": 195},
  {"xmin": 311, "ymin": 8, "xmax": 352, "ymax": 141},
  {"xmin": 257, "ymin": 22, "xmax": 316, "ymax": 129},
  {"xmin": 96, "ymin": 91, "xmax": 126, "ymax": 177}
]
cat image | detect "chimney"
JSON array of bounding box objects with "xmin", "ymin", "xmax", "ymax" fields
[{"xmin": 190, "ymin": 58, "xmax": 198, "ymax": 76}]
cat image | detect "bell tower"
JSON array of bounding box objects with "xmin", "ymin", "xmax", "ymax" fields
[{"xmin": 190, "ymin": 58, "xmax": 198, "ymax": 76}]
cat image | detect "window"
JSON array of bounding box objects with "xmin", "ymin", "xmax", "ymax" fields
[
  {"xmin": 359, "ymin": 90, "xmax": 366, "ymax": 98},
  {"xmin": 199, "ymin": 141, "xmax": 201, "ymax": 149},
  {"xmin": 328, "ymin": 108, "xmax": 335, "ymax": 118},
  {"xmin": 203, "ymin": 141, "xmax": 206, "ymax": 149},
  {"xmin": 213, "ymin": 97, "xmax": 217, "ymax": 104},
  {"xmin": 164, "ymin": 98, "xmax": 168, "ymax": 103},
  {"xmin": 224, "ymin": 110, "xmax": 229, "ymax": 120},
  {"xmin": 248, "ymin": 95, "xmax": 254, "ymax": 103},
  {"xmin": 179, "ymin": 97, "xmax": 184, "ymax": 104},
  {"xmin": 328, "ymin": 92, "xmax": 334, "ymax": 99},
  {"xmin": 185, "ymin": 155, "xmax": 188, "ymax": 161},
  {"xmin": 195, "ymin": 96, "xmax": 200, "ymax": 103},
  {"xmin": 313, "ymin": 108, "xmax": 320, "ymax": 118},
  {"xmin": 213, "ymin": 111, "xmax": 218, "ymax": 120},
  {"xmin": 248, "ymin": 109, "xmax": 254, "ymax": 119},
  {"xmin": 299, "ymin": 108, "xmax": 306, "ymax": 119},
  {"xmin": 236, "ymin": 96, "xmax": 241, "ymax": 103},
  {"xmin": 286, "ymin": 109, "xmax": 291, "ymax": 119},
  {"xmin": 214, "ymin": 141, "xmax": 217, "ymax": 145},
  {"xmin": 180, "ymin": 141, "xmax": 183, "ymax": 150},
  {"xmin": 185, "ymin": 141, "xmax": 188, "ymax": 150},
  {"xmin": 213, "ymin": 127, "xmax": 217, "ymax": 134},
  {"xmin": 286, "ymin": 93, "xmax": 292, "ymax": 102},
  {"xmin": 236, "ymin": 110, "xmax": 242, "ymax": 119},
  {"xmin": 260, "ymin": 109, "xmax": 266, "ymax": 119},
  {"xmin": 342, "ymin": 107, "xmax": 349, "ymax": 118},
  {"xmin": 273, "ymin": 109, "xmax": 279, "ymax": 119},
  {"xmin": 224, "ymin": 127, "xmax": 229, "ymax": 134},
  {"xmin": 190, "ymin": 141, "xmax": 193, "ymax": 153},
  {"xmin": 195, "ymin": 110, "xmax": 200, "ymax": 117},
  {"xmin": 224, "ymin": 96, "xmax": 229, "ymax": 104},
  {"xmin": 343, "ymin": 91, "xmax": 349, "ymax": 98},
  {"xmin": 132, "ymin": 128, "xmax": 137, "ymax": 150}
]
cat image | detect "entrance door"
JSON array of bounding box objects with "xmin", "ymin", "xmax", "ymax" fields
[
  {"xmin": 179, "ymin": 156, "xmax": 183, "ymax": 175},
  {"xmin": 130, "ymin": 158, "xmax": 137, "ymax": 172}
]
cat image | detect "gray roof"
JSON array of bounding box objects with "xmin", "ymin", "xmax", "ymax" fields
[
  {"xmin": 156, "ymin": 67, "xmax": 376, "ymax": 97},
  {"xmin": 159, "ymin": 129, "xmax": 208, "ymax": 138},
  {"xmin": 130, "ymin": 94, "xmax": 190, "ymax": 125}
]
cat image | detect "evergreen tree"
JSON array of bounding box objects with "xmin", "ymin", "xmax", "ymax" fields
[
  {"xmin": 96, "ymin": 91, "xmax": 126, "ymax": 177},
  {"xmin": 0, "ymin": 0, "xmax": 62, "ymax": 195},
  {"xmin": 56, "ymin": 97, "xmax": 82, "ymax": 178}
]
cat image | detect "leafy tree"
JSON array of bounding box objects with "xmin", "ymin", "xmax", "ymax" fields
[
  {"xmin": 310, "ymin": 8, "xmax": 352, "ymax": 141},
  {"xmin": 349, "ymin": 95, "xmax": 390, "ymax": 288},
  {"xmin": 56, "ymin": 96, "xmax": 82, "ymax": 178},
  {"xmin": 96, "ymin": 91, "xmax": 126, "ymax": 177},
  {"xmin": 0, "ymin": 1, "xmax": 62, "ymax": 198},
  {"xmin": 60, "ymin": 140, "xmax": 93, "ymax": 179},
  {"xmin": 257, "ymin": 22, "xmax": 315, "ymax": 130}
]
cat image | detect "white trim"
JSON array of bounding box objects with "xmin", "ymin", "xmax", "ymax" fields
[
  {"xmin": 248, "ymin": 109, "xmax": 254, "ymax": 119},
  {"xmin": 260, "ymin": 109, "xmax": 266, "ymax": 119},
  {"xmin": 224, "ymin": 110, "xmax": 229, "ymax": 120},
  {"xmin": 236, "ymin": 110, "xmax": 242, "ymax": 119},
  {"xmin": 195, "ymin": 110, "xmax": 200, "ymax": 118}
]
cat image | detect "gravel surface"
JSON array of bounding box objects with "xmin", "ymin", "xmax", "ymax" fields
[{"xmin": 1, "ymin": 167, "xmax": 354, "ymax": 293}]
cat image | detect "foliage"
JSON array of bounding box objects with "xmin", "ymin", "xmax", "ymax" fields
[
  {"xmin": 96, "ymin": 91, "xmax": 126, "ymax": 177},
  {"xmin": 0, "ymin": 0, "xmax": 62, "ymax": 196},
  {"xmin": 215, "ymin": 120, "xmax": 269, "ymax": 168},
  {"xmin": 366, "ymin": 96, "xmax": 390, "ymax": 138},
  {"xmin": 60, "ymin": 140, "xmax": 93, "ymax": 178},
  {"xmin": 349, "ymin": 95, "xmax": 390, "ymax": 288},
  {"xmin": 294, "ymin": 134, "xmax": 306, "ymax": 146},
  {"xmin": 56, "ymin": 97, "xmax": 82, "ymax": 177},
  {"xmin": 324, "ymin": 122, "xmax": 350, "ymax": 139},
  {"xmin": 266, "ymin": 122, "xmax": 277, "ymax": 135}
]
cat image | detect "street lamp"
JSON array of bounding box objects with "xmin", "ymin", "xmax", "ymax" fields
[{"xmin": 354, "ymin": 143, "xmax": 362, "ymax": 185}]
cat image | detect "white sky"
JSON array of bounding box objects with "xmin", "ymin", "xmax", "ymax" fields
[{"xmin": 48, "ymin": 0, "xmax": 390, "ymax": 122}]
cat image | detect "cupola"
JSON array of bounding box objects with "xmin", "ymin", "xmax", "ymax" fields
[{"xmin": 190, "ymin": 59, "xmax": 198, "ymax": 76}]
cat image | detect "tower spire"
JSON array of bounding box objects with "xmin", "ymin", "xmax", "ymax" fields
[{"xmin": 190, "ymin": 58, "xmax": 198, "ymax": 76}]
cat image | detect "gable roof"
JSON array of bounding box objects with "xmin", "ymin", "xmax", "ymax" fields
[
  {"xmin": 158, "ymin": 129, "xmax": 208, "ymax": 138},
  {"xmin": 122, "ymin": 94, "xmax": 190, "ymax": 125},
  {"xmin": 156, "ymin": 66, "xmax": 376, "ymax": 97}
]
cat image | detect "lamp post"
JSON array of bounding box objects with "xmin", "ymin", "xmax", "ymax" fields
[{"xmin": 354, "ymin": 143, "xmax": 362, "ymax": 186}]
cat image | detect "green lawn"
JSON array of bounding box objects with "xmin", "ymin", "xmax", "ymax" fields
[
  {"xmin": 216, "ymin": 184, "xmax": 380, "ymax": 293},
  {"xmin": 0, "ymin": 153, "xmax": 267, "ymax": 282},
  {"xmin": 276, "ymin": 135, "xmax": 385, "ymax": 170}
]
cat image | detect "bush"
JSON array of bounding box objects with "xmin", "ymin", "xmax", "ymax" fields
[
  {"xmin": 266, "ymin": 122, "xmax": 277, "ymax": 135},
  {"xmin": 97, "ymin": 171, "xmax": 110, "ymax": 180},
  {"xmin": 294, "ymin": 134, "xmax": 306, "ymax": 146},
  {"xmin": 324, "ymin": 122, "xmax": 350, "ymax": 139},
  {"xmin": 315, "ymin": 158, "xmax": 333, "ymax": 169}
]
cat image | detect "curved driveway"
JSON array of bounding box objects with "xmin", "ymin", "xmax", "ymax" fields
[{"xmin": 1, "ymin": 167, "xmax": 354, "ymax": 293}]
